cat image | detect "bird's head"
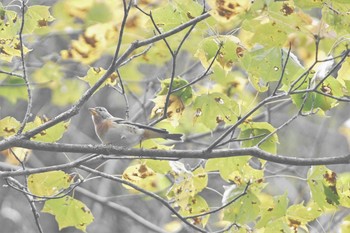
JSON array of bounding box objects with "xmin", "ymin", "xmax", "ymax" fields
[{"xmin": 89, "ymin": 107, "xmax": 113, "ymax": 120}]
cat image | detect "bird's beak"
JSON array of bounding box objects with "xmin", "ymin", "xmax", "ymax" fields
[{"xmin": 89, "ymin": 108, "xmax": 97, "ymax": 116}]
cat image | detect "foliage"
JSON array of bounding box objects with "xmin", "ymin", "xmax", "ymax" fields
[{"xmin": 0, "ymin": 0, "xmax": 350, "ymax": 232}]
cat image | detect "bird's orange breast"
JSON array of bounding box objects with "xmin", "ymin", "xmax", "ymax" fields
[{"xmin": 96, "ymin": 119, "xmax": 114, "ymax": 138}]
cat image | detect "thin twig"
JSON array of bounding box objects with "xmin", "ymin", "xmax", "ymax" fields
[
  {"xmin": 206, "ymin": 94, "xmax": 288, "ymax": 151},
  {"xmin": 171, "ymin": 43, "xmax": 222, "ymax": 93},
  {"xmin": 167, "ymin": 99, "xmax": 292, "ymax": 146},
  {"xmin": 215, "ymin": 133, "xmax": 267, "ymax": 148},
  {"xmin": 291, "ymin": 88, "xmax": 350, "ymax": 102},
  {"xmin": 17, "ymin": 1, "xmax": 32, "ymax": 135},
  {"xmin": 5, "ymin": 177, "xmax": 44, "ymax": 233},
  {"xmin": 272, "ymin": 43, "xmax": 292, "ymax": 95},
  {"xmin": 109, "ymin": 69, "xmax": 130, "ymax": 119},
  {"xmin": 184, "ymin": 182, "xmax": 250, "ymax": 219},
  {"xmin": 119, "ymin": 44, "xmax": 153, "ymax": 67},
  {"xmin": 114, "ymin": 0, "xmax": 133, "ymax": 66},
  {"xmin": 75, "ymin": 186, "xmax": 168, "ymax": 233},
  {"xmin": 314, "ymin": 49, "xmax": 350, "ymax": 89},
  {"xmin": 148, "ymin": 9, "xmax": 202, "ymax": 126},
  {"xmin": 3, "ymin": 12, "xmax": 210, "ymax": 145},
  {"xmin": 0, "ymin": 152, "xmax": 100, "ymax": 177},
  {"xmin": 6, "ymin": 175, "xmax": 83, "ymax": 200},
  {"xmin": 78, "ymin": 165, "xmax": 208, "ymax": 233},
  {"xmin": 0, "ymin": 70, "xmax": 23, "ymax": 78}
]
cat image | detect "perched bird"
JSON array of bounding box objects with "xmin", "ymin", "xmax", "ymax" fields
[{"xmin": 89, "ymin": 107, "xmax": 183, "ymax": 147}]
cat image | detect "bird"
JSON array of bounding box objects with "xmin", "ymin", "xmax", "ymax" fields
[{"xmin": 89, "ymin": 107, "xmax": 183, "ymax": 147}]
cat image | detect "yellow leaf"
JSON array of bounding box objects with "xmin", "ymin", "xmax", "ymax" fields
[
  {"xmin": 0, "ymin": 116, "xmax": 20, "ymax": 137},
  {"xmin": 208, "ymin": 0, "xmax": 252, "ymax": 23},
  {"xmin": 151, "ymin": 95, "xmax": 185, "ymax": 127},
  {"xmin": 79, "ymin": 67, "xmax": 117, "ymax": 91},
  {"xmin": 61, "ymin": 22, "xmax": 119, "ymax": 64},
  {"xmin": 42, "ymin": 196, "xmax": 94, "ymax": 232},
  {"xmin": 27, "ymin": 171, "xmax": 73, "ymax": 197},
  {"xmin": 178, "ymin": 195, "xmax": 210, "ymax": 227},
  {"xmin": 62, "ymin": 0, "xmax": 94, "ymax": 20},
  {"xmin": 24, "ymin": 116, "xmax": 69, "ymax": 143},
  {"xmin": 122, "ymin": 164, "xmax": 171, "ymax": 193},
  {"xmin": 163, "ymin": 220, "xmax": 183, "ymax": 233},
  {"xmin": 24, "ymin": 5, "xmax": 55, "ymax": 33},
  {"xmin": 167, "ymin": 162, "xmax": 208, "ymax": 210},
  {"xmin": 0, "ymin": 147, "xmax": 31, "ymax": 165}
]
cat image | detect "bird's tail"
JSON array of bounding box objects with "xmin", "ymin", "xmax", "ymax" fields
[
  {"xmin": 144, "ymin": 129, "xmax": 183, "ymax": 141},
  {"xmin": 164, "ymin": 133, "xmax": 183, "ymax": 141}
]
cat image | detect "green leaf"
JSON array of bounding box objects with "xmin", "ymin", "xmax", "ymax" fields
[
  {"xmin": 52, "ymin": 79, "xmax": 86, "ymax": 106},
  {"xmin": 86, "ymin": 3, "xmax": 113, "ymax": 23},
  {"xmin": 223, "ymin": 189, "xmax": 260, "ymax": 224},
  {"xmin": 294, "ymin": 0, "xmax": 323, "ymax": 8},
  {"xmin": 337, "ymin": 58, "xmax": 350, "ymax": 94},
  {"xmin": 32, "ymin": 61, "xmax": 63, "ymax": 86},
  {"xmin": 178, "ymin": 195, "xmax": 210, "ymax": 227},
  {"xmin": 322, "ymin": 2, "xmax": 350, "ymax": 36},
  {"xmin": 24, "ymin": 117, "xmax": 69, "ymax": 143},
  {"xmin": 118, "ymin": 62, "xmax": 143, "ymax": 94},
  {"xmin": 157, "ymin": 77, "xmax": 193, "ymax": 105},
  {"xmin": 0, "ymin": 115, "xmax": 68, "ymax": 142},
  {"xmin": 192, "ymin": 166, "xmax": 208, "ymax": 194},
  {"xmin": 241, "ymin": 1, "xmax": 312, "ymax": 48},
  {"xmin": 307, "ymin": 166, "xmax": 339, "ymax": 210},
  {"xmin": 340, "ymin": 215, "xmax": 350, "ymax": 233},
  {"xmin": 150, "ymin": 0, "xmax": 203, "ymax": 32},
  {"xmin": 143, "ymin": 160, "xmax": 171, "ymax": 174},
  {"xmin": 175, "ymin": 0, "xmax": 204, "ymax": 21},
  {"xmin": 286, "ymin": 202, "xmax": 321, "ymax": 226},
  {"xmin": 33, "ymin": 62, "xmax": 85, "ymax": 106},
  {"xmin": 240, "ymin": 47, "xmax": 304, "ymax": 92},
  {"xmin": 27, "ymin": 171, "xmax": 73, "ymax": 197},
  {"xmin": 338, "ymin": 173, "xmax": 350, "ymax": 207},
  {"xmin": 256, "ymin": 193, "xmax": 288, "ymax": 228},
  {"xmin": 193, "ymin": 92, "xmax": 239, "ymax": 129},
  {"xmin": 42, "ymin": 196, "xmax": 94, "ymax": 232},
  {"xmin": 239, "ymin": 121, "xmax": 279, "ymax": 154},
  {"xmin": 206, "ymin": 157, "xmax": 264, "ymax": 186},
  {"xmin": 0, "ymin": 76, "xmax": 28, "ymax": 103},
  {"xmin": 195, "ymin": 35, "xmax": 244, "ymax": 71},
  {"xmin": 24, "ymin": 5, "xmax": 55, "ymax": 33},
  {"xmin": 263, "ymin": 218, "xmax": 291, "ymax": 233},
  {"xmin": 290, "ymin": 78, "xmax": 342, "ymax": 114},
  {"xmin": 323, "ymin": 183, "xmax": 340, "ymax": 205},
  {"xmin": 0, "ymin": 7, "xmax": 20, "ymax": 40},
  {"xmin": 167, "ymin": 162, "xmax": 207, "ymax": 209},
  {"xmin": 150, "ymin": 4, "xmax": 183, "ymax": 32},
  {"xmin": 148, "ymin": 0, "xmax": 204, "ymax": 51}
]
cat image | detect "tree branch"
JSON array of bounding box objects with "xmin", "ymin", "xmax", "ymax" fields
[
  {"xmin": 0, "ymin": 11, "xmax": 211, "ymax": 151},
  {"xmin": 1, "ymin": 140, "xmax": 350, "ymax": 178},
  {"xmin": 75, "ymin": 186, "xmax": 168, "ymax": 233},
  {"xmin": 78, "ymin": 165, "xmax": 208, "ymax": 233}
]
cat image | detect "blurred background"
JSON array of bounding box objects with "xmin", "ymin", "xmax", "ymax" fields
[{"xmin": 1, "ymin": 0, "xmax": 350, "ymax": 232}]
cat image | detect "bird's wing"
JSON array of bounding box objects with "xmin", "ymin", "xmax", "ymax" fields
[{"xmin": 111, "ymin": 117, "xmax": 169, "ymax": 134}]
